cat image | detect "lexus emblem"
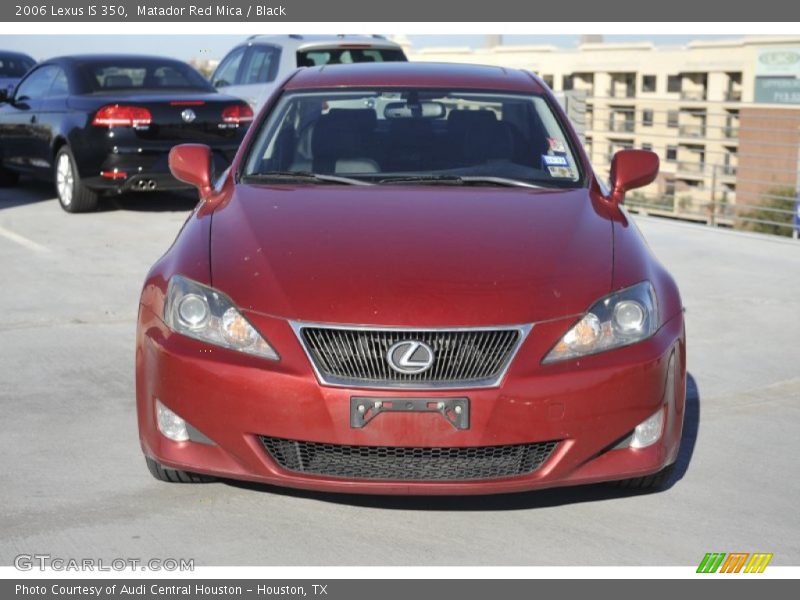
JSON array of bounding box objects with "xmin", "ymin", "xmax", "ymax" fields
[
  {"xmin": 386, "ymin": 340, "xmax": 435, "ymax": 375},
  {"xmin": 181, "ymin": 108, "xmax": 197, "ymax": 123}
]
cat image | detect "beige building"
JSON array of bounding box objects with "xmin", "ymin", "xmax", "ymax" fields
[{"xmin": 400, "ymin": 36, "xmax": 800, "ymax": 228}]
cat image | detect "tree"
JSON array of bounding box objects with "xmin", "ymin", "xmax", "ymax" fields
[{"xmin": 738, "ymin": 186, "xmax": 796, "ymax": 237}]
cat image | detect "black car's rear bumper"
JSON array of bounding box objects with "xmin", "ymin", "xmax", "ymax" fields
[
  {"xmin": 81, "ymin": 146, "xmax": 237, "ymax": 194},
  {"xmin": 72, "ymin": 128, "xmax": 242, "ymax": 194}
]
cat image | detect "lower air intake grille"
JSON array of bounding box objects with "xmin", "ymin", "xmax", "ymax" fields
[{"xmin": 260, "ymin": 437, "xmax": 559, "ymax": 481}]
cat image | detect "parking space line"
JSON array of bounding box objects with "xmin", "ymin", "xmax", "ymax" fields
[{"xmin": 0, "ymin": 224, "xmax": 50, "ymax": 253}]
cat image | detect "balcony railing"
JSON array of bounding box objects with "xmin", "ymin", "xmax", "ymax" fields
[
  {"xmin": 679, "ymin": 124, "xmax": 707, "ymax": 138},
  {"xmin": 680, "ymin": 90, "xmax": 707, "ymax": 101},
  {"xmin": 608, "ymin": 120, "xmax": 635, "ymax": 133},
  {"xmin": 720, "ymin": 164, "xmax": 737, "ymax": 176},
  {"xmin": 676, "ymin": 161, "xmax": 706, "ymax": 175},
  {"xmin": 607, "ymin": 87, "xmax": 635, "ymax": 99},
  {"xmin": 723, "ymin": 126, "xmax": 740, "ymax": 138},
  {"xmin": 724, "ymin": 90, "xmax": 742, "ymax": 102}
]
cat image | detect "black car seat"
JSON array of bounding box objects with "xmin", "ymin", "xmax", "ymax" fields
[
  {"xmin": 463, "ymin": 119, "xmax": 514, "ymax": 164},
  {"xmin": 104, "ymin": 74, "xmax": 133, "ymax": 88},
  {"xmin": 443, "ymin": 109, "xmax": 499, "ymax": 168},
  {"xmin": 311, "ymin": 108, "xmax": 380, "ymax": 174}
]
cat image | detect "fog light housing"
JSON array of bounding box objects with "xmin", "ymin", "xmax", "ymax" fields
[
  {"xmin": 156, "ymin": 400, "xmax": 189, "ymax": 442},
  {"xmin": 630, "ymin": 408, "xmax": 664, "ymax": 449}
]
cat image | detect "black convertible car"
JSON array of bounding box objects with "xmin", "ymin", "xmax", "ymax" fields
[{"xmin": 0, "ymin": 55, "xmax": 253, "ymax": 212}]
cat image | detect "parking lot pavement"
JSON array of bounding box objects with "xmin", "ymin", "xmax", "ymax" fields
[{"xmin": 1, "ymin": 182, "xmax": 799, "ymax": 566}]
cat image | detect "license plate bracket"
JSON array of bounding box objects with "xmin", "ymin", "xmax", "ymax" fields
[{"xmin": 350, "ymin": 397, "xmax": 469, "ymax": 430}]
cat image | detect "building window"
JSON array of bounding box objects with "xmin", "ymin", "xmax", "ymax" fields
[
  {"xmin": 683, "ymin": 179, "xmax": 704, "ymax": 190},
  {"xmin": 666, "ymin": 146, "xmax": 678, "ymax": 161},
  {"xmin": 665, "ymin": 178, "xmax": 676, "ymax": 197},
  {"xmin": 562, "ymin": 75, "xmax": 573, "ymax": 91},
  {"xmin": 642, "ymin": 143, "xmax": 653, "ymax": 151},
  {"xmin": 542, "ymin": 74, "xmax": 554, "ymax": 89},
  {"xmin": 642, "ymin": 109, "xmax": 654, "ymax": 127},
  {"xmin": 642, "ymin": 75, "xmax": 656, "ymax": 93},
  {"xmin": 667, "ymin": 110, "xmax": 679, "ymax": 128},
  {"xmin": 725, "ymin": 72, "xmax": 741, "ymax": 101},
  {"xmin": 667, "ymin": 75, "xmax": 681, "ymax": 93}
]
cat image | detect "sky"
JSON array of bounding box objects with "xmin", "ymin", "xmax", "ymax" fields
[{"xmin": 1, "ymin": 34, "xmax": 733, "ymax": 63}]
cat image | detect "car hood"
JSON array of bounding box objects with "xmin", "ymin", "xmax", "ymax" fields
[{"xmin": 210, "ymin": 185, "xmax": 613, "ymax": 326}]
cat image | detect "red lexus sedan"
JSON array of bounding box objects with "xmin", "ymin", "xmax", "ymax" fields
[{"xmin": 136, "ymin": 62, "xmax": 686, "ymax": 495}]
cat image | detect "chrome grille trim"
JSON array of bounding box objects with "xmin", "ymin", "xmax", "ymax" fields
[{"xmin": 290, "ymin": 321, "xmax": 532, "ymax": 389}]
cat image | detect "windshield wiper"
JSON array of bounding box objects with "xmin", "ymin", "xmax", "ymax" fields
[
  {"xmin": 242, "ymin": 171, "xmax": 373, "ymax": 186},
  {"xmin": 378, "ymin": 175, "xmax": 545, "ymax": 189},
  {"xmin": 459, "ymin": 176, "xmax": 547, "ymax": 189}
]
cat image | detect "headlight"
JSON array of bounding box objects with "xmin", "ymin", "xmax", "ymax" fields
[
  {"xmin": 164, "ymin": 275, "xmax": 279, "ymax": 360},
  {"xmin": 543, "ymin": 281, "xmax": 658, "ymax": 364}
]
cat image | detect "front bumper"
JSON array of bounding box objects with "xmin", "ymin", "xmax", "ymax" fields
[{"xmin": 136, "ymin": 306, "xmax": 686, "ymax": 495}]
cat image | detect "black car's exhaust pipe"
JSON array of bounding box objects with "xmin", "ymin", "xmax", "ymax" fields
[{"xmin": 134, "ymin": 179, "xmax": 158, "ymax": 191}]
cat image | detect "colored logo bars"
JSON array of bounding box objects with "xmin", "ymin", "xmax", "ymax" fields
[{"xmin": 697, "ymin": 552, "xmax": 773, "ymax": 573}]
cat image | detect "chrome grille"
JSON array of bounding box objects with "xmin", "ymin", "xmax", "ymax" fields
[
  {"xmin": 293, "ymin": 324, "xmax": 530, "ymax": 388},
  {"xmin": 260, "ymin": 436, "xmax": 559, "ymax": 481}
]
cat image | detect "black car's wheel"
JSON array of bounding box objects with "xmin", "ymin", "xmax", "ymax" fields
[
  {"xmin": 613, "ymin": 463, "xmax": 675, "ymax": 491},
  {"xmin": 145, "ymin": 456, "xmax": 216, "ymax": 483},
  {"xmin": 55, "ymin": 146, "xmax": 98, "ymax": 213},
  {"xmin": 0, "ymin": 165, "xmax": 19, "ymax": 187}
]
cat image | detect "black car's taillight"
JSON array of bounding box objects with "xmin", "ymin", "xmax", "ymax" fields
[
  {"xmin": 221, "ymin": 103, "xmax": 254, "ymax": 125},
  {"xmin": 92, "ymin": 105, "xmax": 153, "ymax": 127}
]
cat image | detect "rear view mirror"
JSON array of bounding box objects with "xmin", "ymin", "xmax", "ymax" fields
[
  {"xmin": 384, "ymin": 101, "xmax": 446, "ymax": 119},
  {"xmin": 169, "ymin": 144, "xmax": 213, "ymax": 198},
  {"xmin": 608, "ymin": 150, "xmax": 659, "ymax": 206}
]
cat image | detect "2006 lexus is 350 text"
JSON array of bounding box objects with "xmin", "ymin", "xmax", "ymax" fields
[{"xmin": 136, "ymin": 62, "xmax": 686, "ymax": 495}]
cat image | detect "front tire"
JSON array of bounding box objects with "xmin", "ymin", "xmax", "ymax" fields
[
  {"xmin": 614, "ymin": 463, "xmax": 675, "ymax": 491},
  {"xmin": 145, "ymin": 456, "xmax": 216, "ymax": 484},
  {"xmin": 55, "ymin": 146, "xmax": 98, "ymax": 213}
]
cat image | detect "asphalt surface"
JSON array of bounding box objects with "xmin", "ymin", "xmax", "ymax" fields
[{"xmin": 1, "ymin": 180, "xmax": 799, "ymax": 566}]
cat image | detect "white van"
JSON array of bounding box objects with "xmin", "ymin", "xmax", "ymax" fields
[{"xmin": 210, "ymin": 35, "xmax": 408, "ymax": 113}]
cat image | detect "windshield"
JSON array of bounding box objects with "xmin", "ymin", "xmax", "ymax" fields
[
  {"xmin": 0, "ymin": 54, "xmax": 35, "ymax": 78},
  {"xmin": 297, "ymin": 48, "xmax": 406, "ymax": 67},
  {"xmin": 243, "ymin": 89, "xmax": 583, "ymax": 188},
  {"xmin": 77, "ymin": 59, "xmax": 214, "ymax": 93}
]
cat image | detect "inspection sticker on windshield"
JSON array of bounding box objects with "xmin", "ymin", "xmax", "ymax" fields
[
  {"xmin": 547, "ymin": 138, "xmax": 567, "ymax": 153},
  {"xmin": 542, "ymin": 154, "xmax": 569, "ymax": 167},
  {"xmin": 548, "ymin": 166, "xmax": 573, "ymax": 178}
]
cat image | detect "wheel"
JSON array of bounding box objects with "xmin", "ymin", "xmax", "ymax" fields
[
  {"xmin": 613, "ymin": 463, "xmax": 675, "ymax": 491},
  {"xmin": 0, "ymin": 166, "xmax": 19, "ymax": 187},
  {"xmin": 145, "ymin": 456, "xmax": 216, "ymax": 483},
  {"xmin": 55, "ymin": 146, "xmax": 98, "ymax": 212},
  {"xmin": 145, "ymin": 456, "xmax": 216, "ymax": 484}
]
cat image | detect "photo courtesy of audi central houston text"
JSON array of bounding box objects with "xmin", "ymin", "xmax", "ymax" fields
[{"xmin": 136, "ymin": 61, "xmax": 685, "ymax": 494}]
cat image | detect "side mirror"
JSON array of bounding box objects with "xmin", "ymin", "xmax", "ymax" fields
[
  {"xmin": 0, "ymin": 88, "xmax": 8, "ymax": 103},
  {"xmin": 608, "ymin": 149, "xmax": 659, "ymax": 206},
  {"xmin": 169, "ymin": 144, "xmax": 213, "ymax": 198}
]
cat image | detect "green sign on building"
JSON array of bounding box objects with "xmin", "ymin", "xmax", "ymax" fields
[{"xmin": 755, "ymin": 48, "xmax": 800, "ymax": 104}]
